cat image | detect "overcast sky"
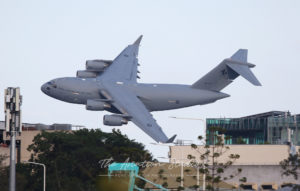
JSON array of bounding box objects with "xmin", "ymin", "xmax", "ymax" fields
[{"xmin": 1, "ymin": 0, "xmax": 300, "ymax": 160}]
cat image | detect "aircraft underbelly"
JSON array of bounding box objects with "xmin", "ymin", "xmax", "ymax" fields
[{"xmin": 133, "ymin": 84, "xmax": 218, "ymax": 111}]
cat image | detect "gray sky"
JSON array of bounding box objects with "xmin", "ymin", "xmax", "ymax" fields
[{"xmin": 1, "ymin": 0, "xmax": 300, "ymax": 160}]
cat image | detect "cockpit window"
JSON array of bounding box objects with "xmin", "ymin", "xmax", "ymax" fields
[{"xmin": 47, "ymin": 81, "xmax": 57, "ymax": 88}]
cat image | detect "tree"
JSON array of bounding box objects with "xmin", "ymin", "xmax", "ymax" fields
[
  {"xmin": 279, "ymin": 150, "xmax": 300, "ymax": 191},
  {"xmin": 0, "ymin": 154, "xmax": 33, "ymax": 190},
  {"xmin": 188, "ymin": 127, "xmax": 246, "ymax": 191},
  {"xmin": 0, "ymin": 129, "xmax": 154, "ymax": 191},
  {"xmin": 280, "ymin": 147, "xmax": 300, "ymax": 180}
]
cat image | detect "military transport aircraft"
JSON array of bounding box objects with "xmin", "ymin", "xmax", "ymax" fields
[{"xmin": 41, "ymin": 35, "xmax": 261, "ymax": 143}]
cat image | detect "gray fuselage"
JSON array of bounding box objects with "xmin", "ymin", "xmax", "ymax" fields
[{"xmin": 41, "ymin": 77, "xmax": 230, "ymax": 113}]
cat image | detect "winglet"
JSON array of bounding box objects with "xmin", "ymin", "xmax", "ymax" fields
[
  {"xmin": 133, "ymin": 35, "xmax": 143, "ymax": 46},
  {"xmin": 166, "ymin": 134, "xmax": 177, "ymax": 143}
]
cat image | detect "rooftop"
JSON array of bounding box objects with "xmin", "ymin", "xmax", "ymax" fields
[{"xmin": 0, "ymin": 121, "xmax": 85, "ymax": 131}]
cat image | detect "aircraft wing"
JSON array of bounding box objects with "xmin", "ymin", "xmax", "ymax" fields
[
  {"xmin": 101, "ymin": 83, "xmax": 176, "ymax": 143},
  {"xmin": 99, "ymin": 36, "xmax": 142, "ymax": 83}
]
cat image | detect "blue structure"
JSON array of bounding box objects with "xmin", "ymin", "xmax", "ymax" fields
[{"xmin": 108, "ymin": 163, "xmax": 168, "ymax": 191}]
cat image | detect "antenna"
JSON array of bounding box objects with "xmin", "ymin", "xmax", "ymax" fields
[{"xmin": 4, "ymin": 87, "xmax": 22, "ymax": 191}]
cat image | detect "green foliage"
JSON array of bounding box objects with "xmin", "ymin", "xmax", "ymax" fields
[
  {"xmin": 158, "ymin": 169, "xmax": 164, "ymax": 175},
  {"xmin": 236, "ymin": 136, "xmax": 246, "ymax": 144},
  {"xmin": 0, "ymin": 129, "xmax": 154, "ymax": 191},
  {"xmin": 157, "ymin": 168, "xmax": 169, "ymax": 184},
  {"xmin": 189, "ymin": 127, "xmax": 246, "ymax": 191},
  {"xmin": 280, "ymin": 148, "xmax": 300, "ymax": 180},
  {"xmin": 191, "ymin": 144, "xmax": 198, "ymax": 149},
  {"xmin": 158, "ymin": 169, "xmax": 164, "ymax": 179},
  {"xmin": 162, "ymin": 182, "xmax": 168, "ymax": 188},
  {"xmin": 191, "ymin": 184, "xmax": 199, "ymax": 189},
  {"xmin": 239, "ymin": 177, "xmax": 247, "ymax": 183},
  {"xmin": 187, "ymin": 154, "xmax": 195, "ymax": 160},
  {"xmin": 198, "ymin": 136, "xmax": 203, "ymax": 140},
  {"xmin": 176, "ymin": 176, "xmax": 182, "ymax": 183},
  {"xmin": 0, "ymin": 155, "xmax": 38, "ymax": 191}
]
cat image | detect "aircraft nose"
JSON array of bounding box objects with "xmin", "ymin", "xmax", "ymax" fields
[{"xmin": 41, "ymin": 83, "xmax": 50, "ymax": 94}]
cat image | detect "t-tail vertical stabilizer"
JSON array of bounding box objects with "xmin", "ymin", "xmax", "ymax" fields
[{"xmin": 191, "ymin": 49, "xmax": 261, "ymax": 91}]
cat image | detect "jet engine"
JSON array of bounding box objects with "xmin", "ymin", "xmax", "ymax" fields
[
  {"xmin": 76, "ymin": 70, "xmax": 98, "ymax": 78},
  {"xmin": 86, "ymin": 100, "xmax": 110, "ymax": 111},
  {"xmin": 77, "ymin": 60, "xmax": 112, "ymax": 78},
  {"xmin": 86, "ymin": 60, "xmax": 112, "ymax": 71},
  {"xmin": 103, "ymin": 115, "xmax": 128, "ymax": 126}
]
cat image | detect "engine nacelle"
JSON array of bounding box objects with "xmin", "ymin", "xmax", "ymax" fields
[
  {"xmin": 86, "ymin": 60, "xmax": 111, "ymax": 71},
  {"xmin": 86, "ymin": 100, "xmax": 110, "ymax": 111},
  {"xmin": 76, "ymin": 70, "xmax": 98, "ymax": 78},
  {"xmin": 103, "ymin": 115, "xmax": 128, "ymax": 126}
]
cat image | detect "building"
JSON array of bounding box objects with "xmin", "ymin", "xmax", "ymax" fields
[
  {"xmin": 0, "ymin": 121, "xmax": 83, "ymax": 166},
  {"xmin": 206, "ymin": 111, "xmax": 300, "ymax": 145},
  {"xmin": 169, "ymin": 145, "xmax": 300, "ymax": 188},
  {"xmin": 167, "ymin": 111, "xmax": 300, "ymax": 189}
]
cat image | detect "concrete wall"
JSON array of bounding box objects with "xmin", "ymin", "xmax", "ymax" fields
[
  {"xmin": 169, "ymin": 145, "xmax": 300, "ymax": 186},
  {"xmin": 224, "ymin": 165, "xmax": 299, "ymax": 186},
  {"xmin": 0, "ymin": 131, "xmax": 43, "ymax": 166},
  {"xmin": 142, "ymin": 164, "xmax": 299, "ymax": 189},
  {"xmin": 16, "ymin": 130, "xmax": 43, "ymax": 162},
  {"xmin": 169, "ymin": 145, "xmax": 300, "ymax": 165}
]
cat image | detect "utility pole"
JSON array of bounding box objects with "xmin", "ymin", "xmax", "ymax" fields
[{"xmin": 4, "ymin": 87, "xmax": 22, "ymax": 191}]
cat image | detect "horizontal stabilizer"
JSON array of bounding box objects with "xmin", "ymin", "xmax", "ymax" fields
[
  {"xmin": 227, "ymin": 62, "xmax": 261, "ymax": 86},
  {"xmin": 166, "ymin": 134, "xmax": 177, "ymax": 143},
  {"xmin": 191, "ymin": 49, "xmax": 261, "ymax": 91}
]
